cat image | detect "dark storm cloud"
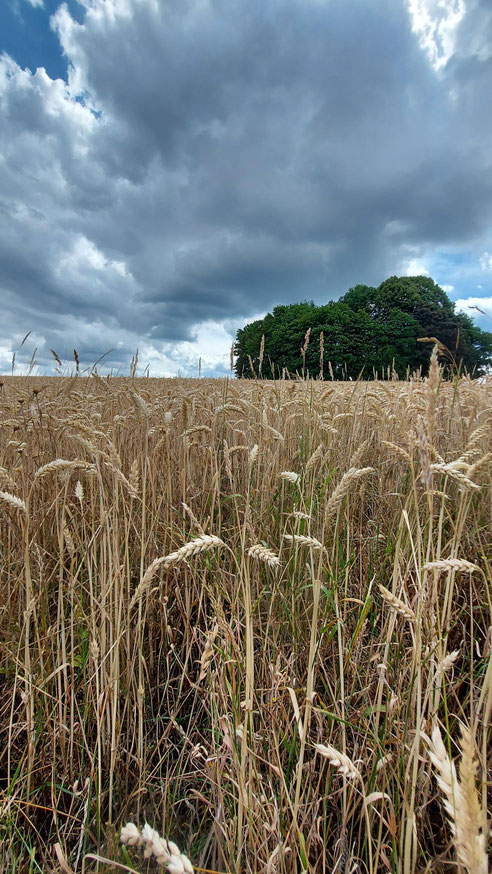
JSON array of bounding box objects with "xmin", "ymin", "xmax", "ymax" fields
[{"xmin": 0, "ymin": 0, "xmax": 492, "ymax": 373}]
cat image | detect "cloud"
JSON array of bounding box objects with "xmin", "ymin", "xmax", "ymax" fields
[
  {"xmin": 480, "ymin": 252, "xmax": 492, "ymax": 270},
  {"xmin": 455, "ymin": 296, "xmax": 492, "ymax": 330},
  {"xmin": 406, "ymin": 0, "xmax": 466, "ymax": 71},
  {"xmin": 1, "ymin": 0, "xmax": 492, "ymax": 374},
  {"xmin": 403, "ymin": 258, "xmax": 429, "ymax": 276},
  {"xmin": 455, "ymin": 296, "xmax": 492, "ymax": 313}
]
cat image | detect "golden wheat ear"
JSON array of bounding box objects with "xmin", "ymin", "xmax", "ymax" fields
[
  {"xmin": 425, "ymin": 725, "xmax": 488, "ymax": 874},
  {"xmin": 0, "ymin": 489, "xmax": 27, "ymax": 515}
]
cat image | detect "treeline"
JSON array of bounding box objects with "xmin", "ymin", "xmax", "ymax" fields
[{"xmin": 234, "ymin": 275, "xmax": 492, "ymax": 379}]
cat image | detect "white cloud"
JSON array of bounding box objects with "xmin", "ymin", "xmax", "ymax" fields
[
  {"xmin": 406, "ymin": 0, "xmax": 466, "ymax": 71},
  {"xmin": 167, "ymin": 321, "xmax": 236, "ymax": 375},
  {"xmin": 24, "ymin": 0, "xmax": 44, "ymax": 7},
  {"xmin": 0, "ymin": 343, "xmax": 14, "ymax": 372},
  {"xmin": 441, "ymin": 284, "xmax": 454, "ymax": 292},
  {"xmin": 3, "ymin": 318, "xmax": 236, "ymax": 378},
  {"xmin": 455, "ymin": 296, "xmax": 492, "ymax": 321},
  {"xmin": 57, "ymin": 235, "xmax": 129, "ymax": 280},
  {"xmin": 403, "ymin": 258, "xmax": 429, "ymax": 276},
  {"xmin": 479, "ymin": 252, "xmax": 492, "ymax": 271}
]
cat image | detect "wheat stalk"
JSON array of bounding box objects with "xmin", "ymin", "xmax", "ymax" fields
[
  {"xmin": 426, "ymin": 344, "xmax": 440, "ymax": 446},
  {"xmin": 129, "ymin": 390, "xmax": 149, "ymax": 417},
  {"xmin": 182, "ymin": 425, "xmax": 212, "ymax": 437},
  {"xmin": 182, "ymin": 502, "xmax": 206, "ymax": 535},
  {"xmin": 128, "ymin": 458, "xmax": 140, "ymax": 495},
  {"xmin": 62, "ymin": 522, "xmax": 75, "ymax": 556},
  {"xmin": 103, "ymin": 461, "xmax": 139, "ymax": 497},
  {"xmin": 290, "ymin": 510, "xmax": 312, "ymax": 521},
  {"xmin": 259, "ymin": 334, "xmax": 265, "ymax": 376},
  {"xmin": 466, "ymin": 423, "xmax": 491, "ymax": 449},
  {"xmin": 262, "ymin": 422, "xmax": 285, "ymax": 441},
  {"xmin": 382, "ymin": 441, "xmax": 413, "ymax": 463},
  {"xmin": 349, "ymin": 437, "xmax": 372, "ymax": 469},
  {"xmin": 436, "ymin": 649, "xmax": 460, "ymax": 675}
]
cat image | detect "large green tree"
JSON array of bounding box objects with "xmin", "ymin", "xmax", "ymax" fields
[{"xmin": 234, "ymin": 276, "xmax": 492, "ymax": 378}]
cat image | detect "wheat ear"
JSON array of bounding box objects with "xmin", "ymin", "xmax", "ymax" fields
[
  {"xmin": 306, "ymin": 444, "xmax": 324, "ymax": 471},
  {"xmin": 247, "ymin": 544, "xmax": 281, "ymax": 568},
  {"xmin": 249, "ymin": 444, "xmax": 259, "ymax": 465},
  {"xmin": 129, "ymin": 536, "xmax": 224, "ymax": 608},
  {"xmin": 34, "ymin": 459, "xmax": 96, "ymax": 480},
  {"xmin": 0, "ymin": 467, "xmax": 17, "ymax": 492},
  {"xmin": 121, "ymin": 822, "xmax": 194, "ymax": 874},
  {"xmin": 430, "ymin": 463, "xmax": 481, "ymax": 491},
  {"xmin": 0, "ymin": 490, "xmax": 27, "ymax": 515},
  {"xmin": 468, "ymin": 452, "xmax": 492, "ymax": 481},
  {"xmin": 423, "ymin": 559, "xmax": 480, "ymax": 574},
  {"xmin": 325, "ymin": 467, "xmax": 374, "ymax": 518},
  {"xmin": 315, "ymin": 743, "xmax": 361, "ymax": 779},
  {"xmin": 283, "ymin": 534, "xmax": 325, "ymax": 550},
  {"xmin": 378, "ymin": 584, "xmax": 416, "ymax": 623},
  {"xmin": 425, "ymin": 725, "xmax": 487, "ymax": 874},
  {"xmin": 163, "ymin": 534, "xmax": 225, "ymax": 565},
  {"xmin": 280, "ymin": 471, "xmax": 300, "ymax": 485}
]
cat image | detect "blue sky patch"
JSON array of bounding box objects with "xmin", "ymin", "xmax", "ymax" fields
[{"xmin": 0, "ymin": 0, "xmax": 84, "ymax": 81}]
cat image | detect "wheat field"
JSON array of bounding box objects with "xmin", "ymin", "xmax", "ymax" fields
[{"xmin": 0, "ymin": 362, "xmax": 490, "ymax": 873}]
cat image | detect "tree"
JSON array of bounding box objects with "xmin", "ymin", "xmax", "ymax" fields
[{"xmin": 234, "ymin": 275, "xmax": 492, "ymax": 378}]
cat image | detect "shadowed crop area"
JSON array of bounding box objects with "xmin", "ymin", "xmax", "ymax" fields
[{"xmin": 0, "ymin": 365, "xmax": 490, "ymax": 873}]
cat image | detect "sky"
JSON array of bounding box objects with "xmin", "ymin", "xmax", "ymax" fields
[{"xmin": 1, "ymin": 0, "xmax": 491, "ymax": 377}]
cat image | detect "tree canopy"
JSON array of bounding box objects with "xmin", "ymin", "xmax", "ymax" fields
[{"xmin": 234, "ymin": 275, "xmax": 492, "ymax": 379}]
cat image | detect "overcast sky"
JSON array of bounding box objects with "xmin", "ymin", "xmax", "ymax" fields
[{"xmin": 1, "ymin": 0, "xmax": 491, "ymax": 376}]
